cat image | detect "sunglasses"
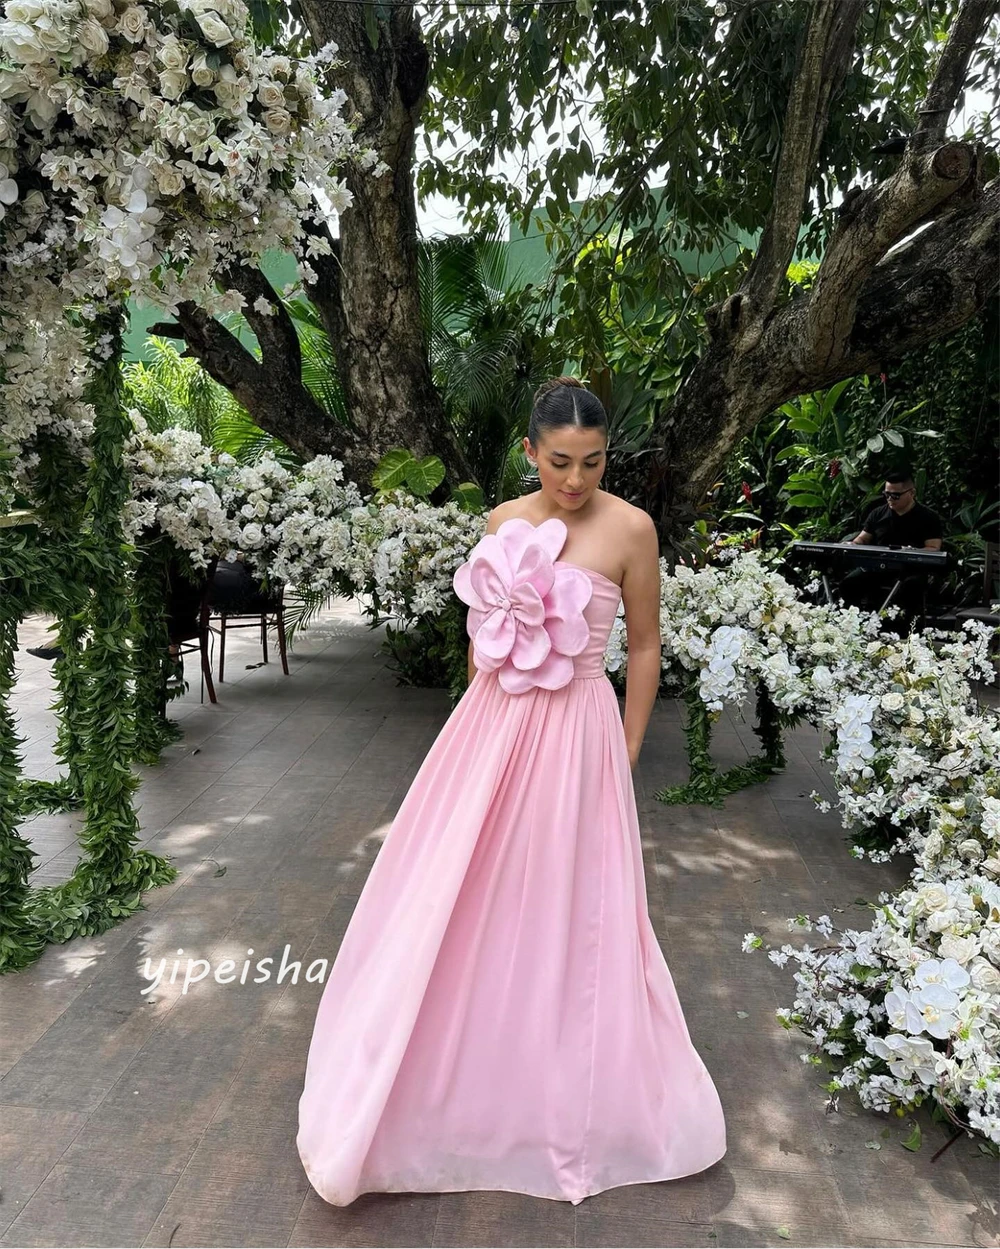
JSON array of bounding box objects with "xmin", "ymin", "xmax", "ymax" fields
[{"xmin": 883, "ymin": 488, "xmax": 913, "ymax": 500}]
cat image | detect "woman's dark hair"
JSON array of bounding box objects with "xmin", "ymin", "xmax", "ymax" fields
[{"xmin": 527, "ymin": 375, "xmax": 608, "ymax": 447}]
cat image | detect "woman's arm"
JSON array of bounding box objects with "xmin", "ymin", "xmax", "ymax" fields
[{"xmin": 621, "ymin": 512, "xmax": 662, "ymax": 770}]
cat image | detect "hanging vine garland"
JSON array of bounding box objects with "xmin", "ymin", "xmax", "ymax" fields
[
  {"xmin": 0, "ymin": 309, "xmax": 181, "ymax": 971},
  {"xmin": 654, "ymin": 679, "xmax": 799, "ymax": 808}
]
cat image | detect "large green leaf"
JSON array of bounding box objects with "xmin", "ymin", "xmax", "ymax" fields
[{"xmin": 404, "ymin": 456, "xmax": 446, "ymax": 497}]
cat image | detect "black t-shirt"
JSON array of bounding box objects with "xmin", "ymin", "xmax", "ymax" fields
[{"xmin": 860, "ymin": 500, "xmax": 944, "ymax": 547}]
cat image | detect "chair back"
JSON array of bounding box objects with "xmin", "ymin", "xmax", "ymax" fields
[
  {"xmin": 165, "ymin": 556, "xmax": 217, "ymax": 644},
  {"xmin": 209, "ymin": 559, "xmax": 282, "ymax": 615}
]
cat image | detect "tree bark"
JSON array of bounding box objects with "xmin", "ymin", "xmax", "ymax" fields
[
  {"xmin": 294, "ymin": 0, "xmax": 474, "ymax": 488},
  {"xmin": 647, "ymin": 174, "xmax": 998, "ymax": 532}
]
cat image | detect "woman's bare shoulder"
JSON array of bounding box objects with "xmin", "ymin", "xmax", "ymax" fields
[
  {"xmin": 599, "ymin": 494, "xmax": 655, "ymax": 539},
  {"xmin": 484, "ymin": 499, "xmax": 530, "ymax": 535}
]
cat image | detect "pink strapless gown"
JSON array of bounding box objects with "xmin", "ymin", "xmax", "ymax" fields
[{"xmin": 296, "ymin": 554, "xmax": 727, "ymax": 1206}]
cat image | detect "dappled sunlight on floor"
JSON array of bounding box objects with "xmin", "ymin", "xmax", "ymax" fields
[{"xmin": 1, "ymin": 601, "xmax": 995, "ymax": 1248}]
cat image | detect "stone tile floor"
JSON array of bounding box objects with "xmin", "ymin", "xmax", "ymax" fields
[{"xmin": 1, "ymin": 602, "xmax": 997, "ymax": 1248}]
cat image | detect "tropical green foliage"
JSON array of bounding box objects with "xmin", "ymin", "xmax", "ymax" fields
[
  {"xmin": 714, "ymin": 303, "xmax": 999, "ymax": 604},
  {"xmin": 124, "ymin": 337, "xmax": 300, "ymax": 467},
  {"xmin": 420, "ymin": 0, "xmax": 1000, "ymax": 360}
]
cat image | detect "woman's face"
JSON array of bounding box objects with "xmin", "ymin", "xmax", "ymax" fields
[{"xmin": 524, "ymin": 426, "xmax": 607, "ymax": 509}]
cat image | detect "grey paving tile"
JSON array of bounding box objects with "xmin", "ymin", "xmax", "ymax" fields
[
  {"xmin": 434, "ymin": 1189, "xmax": 575, "ymax": 1246},
  {"xmin": 290, "ymin": 1190, "xmax": 441, "ymax": 1247},
  {"xmin": 0, "ymin": 1165, "xmax": 180, "ymax": 1248}
]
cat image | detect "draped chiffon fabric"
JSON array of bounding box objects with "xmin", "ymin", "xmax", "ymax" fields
[{"xmin": 296, "ymin": 559, "xmax": 727, "ymax": 1206}]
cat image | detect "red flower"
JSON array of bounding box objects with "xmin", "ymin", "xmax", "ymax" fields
[
  {"xmin": 828, "ymin": 459, "xmax": 841, "ymax": 478},
  {"xmin": 879, "ymin": 372, "xmax": 888, "ymax": 384},
  {"xmin": 741, "ymin": 481, "xmax": 752, "ymax": 503}
]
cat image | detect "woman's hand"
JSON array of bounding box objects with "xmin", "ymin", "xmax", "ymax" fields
[{"xmin": 627, "ymin": 743, "xmax": 641, "ymax": 771}]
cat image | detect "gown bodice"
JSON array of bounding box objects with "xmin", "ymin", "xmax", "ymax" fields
[{"xmin": 554, "ymin": 561, "xmax": 622, "ymax": 679}]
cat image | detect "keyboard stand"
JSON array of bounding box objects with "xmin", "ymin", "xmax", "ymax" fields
[{"xmin": 879, "ymin": 580, "xmax": 904, "ymax": 613}]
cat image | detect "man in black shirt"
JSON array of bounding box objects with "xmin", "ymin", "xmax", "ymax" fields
[
  {"xmin": 853, "ymin": 474, "xmax": 944, "ymax": 551},
  {"xmin": 838, "ymin": 468, "xmax": 945, "ymax": 628}
]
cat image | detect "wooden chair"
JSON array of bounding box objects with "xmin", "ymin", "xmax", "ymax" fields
[
  {"xmin": 165, "ymin": 556, "xmax": 217, "ymax": 705},
  {"xmin": 208, "ymin": 559, "xmax": 289, "ymax": 682}
]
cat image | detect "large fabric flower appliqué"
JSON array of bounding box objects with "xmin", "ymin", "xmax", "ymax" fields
[{"xmin": 453, "ymin": 516, "xmax": 593, "ymax": 694}]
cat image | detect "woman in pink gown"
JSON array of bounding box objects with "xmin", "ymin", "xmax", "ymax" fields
[{"xmin": 296, "ymin": 376, "xmax": 727, "ymax": 1206}]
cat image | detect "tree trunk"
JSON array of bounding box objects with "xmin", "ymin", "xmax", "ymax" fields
[
  {"xmin": 296, "ymin": 0, "xmax": 474, "ymax": 489},
  {"xmin": 644, "ymin": 0, "xmax": 1000, "ymax": 537},
  {"xmin": 647, "ymin": 171, "xmax": 998, "ymax": 535},
  {"xmin": 154, "ymin": 3, "xmax": 473, "ymax": 491}
]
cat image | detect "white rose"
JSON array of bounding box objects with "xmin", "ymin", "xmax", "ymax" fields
[
  {"xmin": 84, "ymin": 0, "xmax": 115, "ymax": 20},
  {"xmin": 212, "ymin": 67, "xmax": 248, "ymax": 110},
  {"xmin": 157, "ymin": 34, "xmax": 189, "ymax": 73},
  {"xmin": 880, "ymin": 692, "xmax": 905, "ymax": 712},
  {"xmin": 233, "ymin": 48, "xmax": 250, "ymax": 72},
  {"xmin": 190, "ymin": 51, "xmax": 214, "ymax": 86},
  {"xmin": 256, "ymin": 81, "xmax": 285, "ymax": 109},
  {"xmin": 158, "ymin": 69, "xmax": 189, "ymax": 100},
  {"xmin": 117, "ymin": 6, "xmax": 148, "ymax": 43},
  {"xmin": 77, "ymin": 16, "xmax": 110, "ymax": 55},
  {"xmin": 5, "ymin": 1, "xmax": 47, "ymax": 19},
  {"xmin": 20, "ymin": 187, "xmax": 45, "ymax": 218},
  {"xmin": 263, "ymin": 106, "xmax": 292, "ymax": 135},
  {"xmin": 915, "ymin": 883, "xmax": 951, "ymax": 913},
  {"xmin": 982, "ymin": 856, "xmax": 1000, "ymax": 879},
  {"xmin": 958, "ymin": 838, "xmax": 984, "ymax": 862},
  {"xmin": 154, "ymin": 163, "xmax": 185, "ymax": 198},
  {"xmin": 923, "ymin": 832, "xmax": 944, "ymax": 860},
  {"xmin": 937, "ymin": 934, "xmax": 979, "ymax": 965},
  {"xmin": 968, "ymin": 959, "xmax": 1000, "ymax": 994},
  {"xmin": 196, "ymin": 11, "xmax": 234, "ymax": 46}
]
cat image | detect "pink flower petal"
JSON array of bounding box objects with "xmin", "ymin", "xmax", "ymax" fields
[
  {"xmin": 510, "ymin": 540, "xmax": 556, "ymax": 601},
  {"xmin": 542, "ymin": 567, "xmax": 593, "ymax": 655},
  {"xmin": 496, "ymin": 516, "xmax": 566, "ymax": 572},
  {"xmin": 509, "ymin": 580, "xmax": 545, "ymax": 627},
  {"xmin": 499, "ymin": 655, "xmax": 572, "ymax": 694},
  {"xmin": 454, "ymin": 517, "xmax": 597, "ymax": 695},
  {"xmin": 475, "ymin": 606, "xmax": 516, "ymax": 662},
  {"xmin": 509, "ymin": 620, "xmax": 552, "ymax": 670}
]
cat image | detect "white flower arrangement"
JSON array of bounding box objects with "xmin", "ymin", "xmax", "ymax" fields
[
  {"xmin": 342, "ymin": 490, "xmax": 487, "ymax": 621},
  {"xmin": 657, "ymin": 552, "xmax": 1000, "ymax": 1143},
  {"xmin": 123, "ymin": 423, "xmax": 362, "ymax": 598},
  {"xmin": 0, "ymin": 0, "xmax": 376, "ymax": 507},
  {"xmin": 122, "ymin": 412, "xmax": 235, "ymax": 568}
]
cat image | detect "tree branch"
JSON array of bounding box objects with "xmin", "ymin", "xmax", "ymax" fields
[
  {"xmin": 221, "ymin": 263, "xmax": 303, "ymax": 381},
  {"xmin": 737, "ymin": 0, "xmax": 864, "ymax": 341},
  {"xmin": 910, "ymin": 0, "xmax": 1000, "ymax": 154},
  {"xmin": 298, "ymin": 215, "xmax": 348, "ymax": 357},
  {"xmin": 807, "ymin": 141, "xmax": 977, "ymax": 366},
  {"xmin": 846, "ymin": 175, "xmax": 1000, "ymax": 368},
  {"xmin": 652, "ymin": 177, "xmax": 998, "ymax": 511},
  {"xmin": 148, "ymin": 298, "xmax": 359, "ymax": 467}
]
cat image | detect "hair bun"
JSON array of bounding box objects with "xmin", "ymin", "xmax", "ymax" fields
[{"xmin": 532, "ymin": 375, "xmax": 585, "ymax": 405}]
